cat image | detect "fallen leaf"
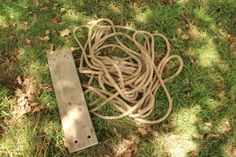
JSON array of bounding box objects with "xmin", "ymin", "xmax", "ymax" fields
[
  {"xmin": 16, "ymin": 76, "xmax": 23, "ymax": 85},
  {"xmin": 51, "ymin": 17, "xmax": 60, "ymax": 24},
  {"xmin": 222, "ymin": 120, "xmax": 232, "ymax": 133},
  {"xmin": 32, "ymin": 106, "xmax": 40, "ymax": 113},
  {"xmin": 192, "ymin": 133, "xmax": 201, "ymax": 139},
  {"xmin": 53, "ymin": 3, "xmax": 59, "ymax": 10},
  {"xmin": 2, "ymin": 127, "xmax": 8, "ymax": 135},
  {"xmin": 10, "ymin": 35, "xmax": 18, "ymax": 42},
  {"xmin": 177, "ymin": 27, "xmax": 183, "ymax": 35},
  {"xmin": 70, "ymin": 47, "xmax": 76, "ymax": 51},
  {"xmin": 46, "ymin": 43, "xmax": 54, "ymax": 54},
  {"xmin": 60, "ymin": 8, "xmax": 66, "ymax": 13},
  {"xmin": 41, "ymin": 84, "xmax": 53, "ymax": 91},
  {"xmin": 137, "ymin": 127, "xmax": 148, "ymax": 136},
  {"xmin": 180, "ymin": 13, "xmax": 192, "ymax": 26},
  {"xmin": 181, "ymin": 34, "xmax": 189, "ymax": 40},
  {"xmin": 23, "ymin": 77, "xmax": 37, "ymax": 99},
  {"xmin": 225, "ymin": 143, "xmax": 236, "ymax": 157},
  {"xmin": 207, "ymin": 133, "xmax": 220, "ymax": 138},
  {"xmin": 60, "ymin": 29, "xmax": 70, "ymax": 37},
  {"xmin": 190, "ymin": 57, "xmax": 195, "ymax": 64},
  {"xmin": 38, "ymin": 35, "xmax": 50, "ymax": 41},
  {"xmin": 39, "ymin": 7, "xmax": 47, "ymax": 11},
  {"xmin": 2, "ymin": 23, "xmax": 9, "ymax": 28},
  {"xmin": 120, "ymin": 150, "xmax": 132, "ymax": 157},
  {"xmin": 218, "ymin": 90, "xmax": 226, "ymax": 98},
  {"xmin": 22, "ymin": 21, "xmax": 30, "ymax": 31},
  {"xmin": 45, "ymin": 29, "xmax": 50, "ymax": 35},
  {"xmin": 25, "ymin": 38, "xmax": 31, "ymax": 44},
  {"xmin": 230, "ymin": 38, "xmax": 236, "ymax": 56},
  {"xmin": 11, "ymin": 77, "xmax": 37, "ymax": 121},
  {"xmin": 115, "ymin": 137, "xmax": 139, "ymax": 157},
  {"xmin": 205, "ymin": 122, "xmax": 212, "ymax": 128},
  {"xmin": 186, "ymin": 92, "xmax": 192, "ymax": 97},
  {"xmin": 160, "ymin": 0, "xmax": 175, "ymax": 5},
  {"xmin": 12, "ymin": 93, "xmax": 31, "ymax": 120}
]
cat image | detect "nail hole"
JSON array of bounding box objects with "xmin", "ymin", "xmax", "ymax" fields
[
  {"xmin": 64, "ymin": 55, "xmax": 66, "ymax": 57},
  {"xmin": 74, "ymin": 140, "xmax": 78, "ymax": 144},
  {"xmin": 68, "ymin": 102, "xmax": 72, "ymax": 105},
  {"xmin": 87, "ymin": 135, "xmax": 91, "ymax": 139}
]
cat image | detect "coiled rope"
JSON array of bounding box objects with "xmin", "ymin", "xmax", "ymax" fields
[{"xmin": 73, "ymin": 18, "xmax": 183, "ymax": 124}]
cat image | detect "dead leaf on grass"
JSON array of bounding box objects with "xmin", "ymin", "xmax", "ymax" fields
[
  {"xmin": 41, "ymin": 84, "xmax": 53, "ymax": 91},
  {"xmin": 180, "ymin": 13, "xmax": 192, "ymax": 26},
  {"xmin": 137, "ymin": 127, "xmax": 148, "ymax": 136},
  {"xmin": 225, "ymin": 142, "xmax": 236, "ymax": 157},
  {"xmin": 45, "ymin": 29, "xmax": 50, "ymax": 35},
  {"xmin": 38, "ymin": 3, "xmax": 47, "ymax": 11},
  {"xmin": 160, "ymin": 0, "xmax": 175, "ymax": 5},
  {"xmin": 46, "ymin": 43, "xmax": 55, "ymax": 54},
  {"xmin": 177, "ymin": 27, "xmax": 183, "ymax": 35},
  {"xmin": 32, "ymin": 106, "xmax": 40, "ymax": 113},
  {"xmin": 137, "ymin": 125, "xmax": 159, "ymax": 138},
  {"xmin": 60, "ymin": 29, "xmax": 70, "ymax": 37},
  {"xmin": 0, "ymin": 48, "xmax": 19, "ymax": 86},
  {"xmin": 38, "ymin": 35, "xmax": 50, "ymax": 41},
  {"xmin": 230, "ymin": 38, "xmax": 236, "ymax": 56},
  {"xmin": 16, "ymin": 76, "xmax": 23, "ymax": 85},
  {"xmin": 190, "ymin": 57, "xmax": 195, "ymax": 64},
  {"xmin": 25, "ymin": 38, "xmax": 31, "ymax": 44},
  {"xmin": 192, "ymin": 133, "xmax": 202, "ymax": 140},
  {"xmin": 207, "ymin": 133, "xmax": 220, "ymax": 138},
  {"xmin": 11, "ymin": 77, "xmax": 38, "ymax": 121},
  {"xmin": 1, "ymin": 23, "xmax": 9, "ymax": 28},
  {"xmin": 12, "ymin": 92, "xmax": 31, "ymax": 121},
  {"xmin": 115, "ymin": 137, "xmax": 139, "ymax": 157},
  {"xmin": 51, "ymin": 17, "xmax": 60, "ymax": 24},
  {"xmin": 10, "ymin": 35, "xmax": 18, "ymax": 42},
  {"xmin": 70, "ymin": 47, "xmax": 77, "ymax": 51},
  {"xmin": 53, "ymin": 3, "xmax": 59, "ymax": 10},
  {"xmin": 22, "ymin": 21, "xmax": 30, "ymax": 31},
  {"xmin": 1, "ymin": 48, "xmax": 18, "ymax": 71},
  {"xmin": 205, "ymin": 122, "xmax": 212, "ymax": 127},
  {"xmin": 221, "ymin": 120, "xmax": 232, "ymax": 133}
]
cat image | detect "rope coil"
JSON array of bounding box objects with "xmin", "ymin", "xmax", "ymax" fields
[{"xmin": 73, "ymin": 18, "xmax": 183, "ymax": 124}]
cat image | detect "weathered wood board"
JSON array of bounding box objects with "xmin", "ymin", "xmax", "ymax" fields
[{"xmin": 47, "ymin": 49, "xmax": 98, "ymax": 153}]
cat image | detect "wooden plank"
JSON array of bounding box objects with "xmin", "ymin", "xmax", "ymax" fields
[{"xmin": 47, "ymin": 49, "xmax": 98, "ymax": 153}]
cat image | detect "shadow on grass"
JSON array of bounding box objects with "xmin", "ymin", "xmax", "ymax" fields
[{"xmin": 0, "ymin": 0, "xmax": 236, "ymax": 156}]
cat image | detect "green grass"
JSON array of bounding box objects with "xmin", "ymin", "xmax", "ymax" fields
[{"xmin": 0, "ymin": 0, "xmax": 236, "ymax": 156}]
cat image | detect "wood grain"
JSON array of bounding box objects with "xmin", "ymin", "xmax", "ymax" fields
[{"xmin": 47, "ymin": 49, "xmax": 98, "ymax": 153}]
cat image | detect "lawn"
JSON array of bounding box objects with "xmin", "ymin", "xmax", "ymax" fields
[{"xmin": 0, "ymin": 0, "xmax": 236, "ymax": 156}]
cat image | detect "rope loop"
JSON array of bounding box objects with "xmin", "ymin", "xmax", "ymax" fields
[{"xmin": 73, "ymin": 18, "xmax": 183, "ymax": 124}]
